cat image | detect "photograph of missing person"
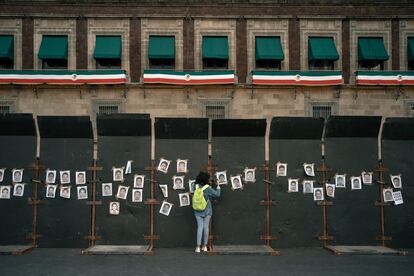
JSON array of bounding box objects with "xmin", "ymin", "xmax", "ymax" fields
[
  {"xmin": 179, "ymin": 192, "xmax": 190, "ymax": 207},
  {"xmin": 390, "ymin": 175, "xmax": 402, "ymax": 189},
  {"xmin": 392, "ymin": 191, "xmax": 403, "ymax": 205},
  {"xmin": 0, "ymin": 185, "xmax": 11, "ymax": 199},
  {"xmin": 76, "ymin": 171, "xmax": 86, "ymax": 185},
  {"xmin": 102, "ymin": 183, "xmax": 113, "ymax": 197},
  {"xmin": 276, "ymin": 163, "xmax": 287, "ymax": 177},
  {"xmin": 113, "ymin": 168, "xmax": 124, "ymax": 182},
  {"xmin": 45, "ymin": 169, "xmax": 56, "ymax": 184},
  {"xmin": 216, "ymin": 171, "xmax": 228, "ymax": 185},
  {"xmin": 0, "ymin": 168, "xmax": 5, "ymax": 182},
  {"xmin": 132, "ymin": 188, "xmax": 143, "ymax": 202},
  {"xmin": 383, "ymin": 188, "xmax": 394, "ymax": 202},
  {"xmin": 173, "ymin": 175, "xmax": 185, "ymax": 190},
  {"xmin": 230, "ymin": 175, "xmax": 243, "ymax": 190},
  {"xmin": 157, "ymin": 158, "xmax": 171, "ymax": 174},
  {"xmin": 361, "ymin": 171, "xmax": 373, "ymax": 185},
  {"xmin": 60, "ymin": 170, "xmax": 70, "ymax": 184},
  {"xmin": 77, "ymin": 186, "xmax": 88, "ymax": 200},
  {"xmin": 288, "ymin": 178, "xmax": 299, "ymax": 193},
  {"xmin": 326, "ymin": 184, "xmax": 336, "ymax": 198},
  {"xmin": 159, "ymin": 184, "xmax": 168, "ymax": 198},
  {"xmin": 244, "ymin": 168, "xmax": 256, "ymax": 183},
  {"xmin": 109, "ymin": 202, "xmax": 120, "ymax": 215},
  {"xmin": 302, "ymin": 180, "xmax": 314, "ymax": 194},
  {"xmin": 188, "ymin": 179, "xmax": 195, "ymax": 194},
  {"xmin": 134, "ymin": 175, "xmax": 145, "ymax": 189},
  {"xmin": 116, "ymin": 185, "xmax": 129, "ymax": 200},
  {"xmin": 313, "ymin": 187, "xmax": 324, "ymax": 201},
  {"xmin": 303, "ymin": 163, "xmax": 315, "ymax": 177},
  {"xmin": 125, "ymin": 160, "xmax": 133, "ymax": 175},
  {"xmin": 351, "ymin": 176, "xmax": 362, "ymax": 190},
  {"xmin": 335, "ymin": 174, "xmax": 346, "ymax": 188},
  {"xmin": 13, "ymin": 183, "xmax": 25, "ymax": 197},
  {"xmin": 60, "ymin": 186, "xmax": 71, "ymax": 199},
  {"xmin": 159, "ymin": 201, "xmax": 173, "ymax": 216},
  {"xmin": 12, "ymin": 169, "xmax": 23, "ymax": 183},
  {"xmin": 177, "ymin": 159, "xmax": 188, "ymax": 173},
  {"xmin": 46, "ymin": 185, "xmax": 57, "ymax": 198}
]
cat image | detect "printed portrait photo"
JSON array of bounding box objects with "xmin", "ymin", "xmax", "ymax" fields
[
  {"xmin": 173, "ymin": 175, "xmax": 185, "ymax": 190},
  {"xmin": 113, "ymin": 168, "xmax": 124, "ymax": 182},
  {"xmin": 335, "ymin": 174, "xmax": 346, "ymax": 188},
  {"xmin": 351, "ymin": 176, "xmax": 362, "ymax": 190},
  {"xmin": 125, "ymin": 160, "xmax": 133, "ymax": 175},
  {"xmin": 45, "ymin": 169, "xmax": 56, "ymax": 184},
  {"xmin": 188, "ymin": 179, "xmax": 195, "ymax": 194},
  {"xmin": 216, "ymin": 171, "xmax": 228, "ymax": 185},
  {"xmin": 326, "ymin": 184, "xmax": 336, "ymax": 198},
  {"xmin": 288, "ymin": 178, "xmax": 299, "ymax": 193},
  {"xmin": 159, "ymin": 184, "xmax": 168, "ymax": 198},
  {"xmin": 132, "ymin": 188, "xmax": 143, "ymax": 203},
  {"xmin": 313, "ymin": 187, "xmax": 324, "ymax": 201},
  {"xmin": 159, "ymin": 201, "xmax": 173, "ymax": 216},
  {"xmin": 116, "ymin": 185, "xmax": 129, "ymax": 200},
  {"xmin": 0, "ymin": 185, "xmax": 11, "ymax": 199},
  {"xmin": 390, "ymin": 175, "xmax": 402, "ymax": 189},
  {"xmin": 276, "ymin": 163, "xmax": 287, "ymax": 177},
  {"xmin": 179, "ymin": 192, "xmax": 190, "ymax": 207},
  {"xmin": 12, "ymin": 169, "xmax": 23, "ymax": 183},
  {"xmin": 60, "ymin": 186, "xmax": 71, "ymax": 199},
  {"xmin": 303, "ymin": 163, "xmax": 315, "ymax": 177},
  {"xmin": 157, "ymin": 158, "xmax": 171, "ymax": 174},
  {"xmin": 230, "ymin": 175, "xmax": 243, "ymax": 190},
  {"xmin": 383, "ymin": 188, "xmax": 394, "ymax": 203},
  {"xmin": 244, "ymin": 168, "xmax": 256, "ymax": 183},
  {"xmin": 13, "ymin": 183, "xmax": 25, "ymax": 197},
  {"xmin": 102, "ymin": 183, "xmax": 113, "ymax": 197},
  {"xmin": 77, "ymin": 186, "xmax": 88, "ymax": 200},
  {"xmin": 361, "ymin": 171, "xmax": 373, "ymax": 185},
  {"xmin": 76, "ymin": 171, "xmax": 86, "ymax": 185},
  {"xmin": 302, "ymin": 180, "xmax": 314, "ymax": 194},
  {"xmin": 134, "ymin": 175, "xmax": 145, "ymax": 188},
  {"xmin": 0, "ymin": 168, "xmax": 5, "ymax": 182},
  {"xmin": 60, "ymin": 170, "xmax": 71, "ymax": 184},
  {"xmin": 177, "ymin": 159, "xmax": 188, "ymax": 173},
  {"xmin": 392, "ymin": 191, "xmax": 403, "ymax": 205},
  {"xmin": 46, "ymin": 184, "xmax": 57, "ymax": 198},
  {"xmin": 109, "ymin": 201, "xmax": 120, "ymax": 215}
]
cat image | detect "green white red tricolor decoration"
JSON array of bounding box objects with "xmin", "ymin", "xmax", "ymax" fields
[
  {"xmin": 356, "ymin": 71, "xmax": 414, "ymax": 85},
  {"xmin": 0, "ymin": 70, "xmax": 127, "ymax": 85},
  {"xmin": 252, "ymin": 71, "xmax": 343, "ymax": 86},
  {"xmin": 143, "ymin": 70, "xmax": 235, "ymax": 85}
]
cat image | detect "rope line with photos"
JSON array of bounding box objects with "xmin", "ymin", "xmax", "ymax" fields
[{"xmin": 0, "ymin": 160, "xmax": 404, "ymax": 214}]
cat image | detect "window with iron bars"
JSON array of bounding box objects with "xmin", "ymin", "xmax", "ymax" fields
[
  {"xmin": 202, "ymin": 100, "xmax": 229, "ymax": 120},
  {"xmin": 312, "ymin": 105, "xmax": 332, "ymax": 121},
  {"xmin": 0, "ymin": 102, "xmax": 13, "ymax": 114},
  {"xmin": 96, "ymin": 103, "xmax": 120, "ymax": 115}
]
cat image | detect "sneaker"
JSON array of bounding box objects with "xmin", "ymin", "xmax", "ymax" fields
[
  {"xmin": 201, "ymin": 245, "xmax": 208, "ymax": 252},
  {"xmin": 195, "ymin": 246, "xmax": 201, "ymax": 253}
]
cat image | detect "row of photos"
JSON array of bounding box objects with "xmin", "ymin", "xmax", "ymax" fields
[{"xmin": 0, "ymin": 159, "xmax": 404, "ymax": 216}]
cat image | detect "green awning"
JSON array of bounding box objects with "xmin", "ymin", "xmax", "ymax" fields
[
  {"xmin": 358, "ymin": 37, "xmax": 389, "ymax": 61},
  {"xmin": 408, "ymin": 37, "xmax": 414, "ymax": 62},
  {"xmin": 202, "ymin": 36, "xmax": 228, "ymax": 59},
  {"xmin": 148, "ymin": 36, "xmax": 175, "ymax": 59},
  {"xmin": 308, "ymin": 37, "xmax": 339, "ymax": 61},
  {"xmin": 0, "ymin": 35, "xmax": 14, "ymax": 59},
  {"xmin": 255, "ymin": 37, "xmax": 284, "ymax": 61},
  {"xmin": 38, "ymin": 35, "xmax": 68, "ymax": 59},
  {"xmin": 93, "ymin": 36, "xmax": 122, "ymax": 59}
]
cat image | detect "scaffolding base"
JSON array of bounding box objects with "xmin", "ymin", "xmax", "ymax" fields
[
  {"xmin": 325, "ymin": 245, "xmax": 403, "ymax": 256},
  {"xmin": 209, "ymin": 245, "xmax": 279, "ymax": 256},
  {"xmin": 81, "ymin": 245, "xmax": 149, "ymax": 255},
  {"xmin": 0, "ymin": 245, "xmax": 35, "ymax": 255}
]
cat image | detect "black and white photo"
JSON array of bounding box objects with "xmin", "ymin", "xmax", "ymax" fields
[
  {"xmin": 303, "ymin": 163, "xmax": 315, "ymax": 177},
  {"xmin": 0, "ymin": 168, "xmax": 5, "ymax": 182},
  {"xmin": 177, "ymin": 159, "xmax": 188, "ymax": 173},
  {"xmin": 116, "ymin": 185, "xmax": 129, "ymax": 200},
  {"xmin": 109, "ymin": 202, "xmax": 120, "ymax": 215},
  {"xmin": 392, "ymin": 191, "xmax": 403, "ymax": 205},
  {"xmin": 134, "ymin": 175, "xmax": 145, "ymax": 188},
  {"xmin": 76, "ymin": 171, "xmax": 86, "ymax": 185},
  {"xmin": 230, "ymin": 175, "xmax": 243, "ymax": 190},
  {"xmin": 361, "ymin": 171, "xmax": 373, "ymax": 185},
  {"xmin": 326, "ymin": 184, "xmax": 335, "ymax": 198},
  {"xmin": 132, "ymin": 188, "xmax": 143, "ymax": 202},
  {"xmin": 13, "ymin": 183, "xmax": 25, "ymax": 197},
  {"xmin": 60, "ymin": 186, "xmax": 71, "ymax": 199},
  {"xmin": 157, "ymin": 158, "xmax": 171, "ymax": 174},
  {"xmin": 188, "ymin": 179, "xmax": 195, "ymax": 193},
  {"xmin": 60, "ymin": 170, "xmax": 70, "ymax": 184},
  {"xmin": 335, "ymin": 174, "xmax": 346, "ymax": 188},
  {"xmin": 179, "ymin": 192, "xmax": 190, "ymax": 207},
  {"xmin": 288, "ymin": 178, "xmax": 299, "ymax": 193},
  {"xmin": 216, "ymin": 171, "xmax": 228, "ymax": 185},
  {"xmin": 77, "ymin": 186, "xmax": 88, "ymax": 200},
  {"xmin": 313, "ymin": 187, "xmax": 324, "ymax": 201},
  {"xmin": 276, "ymin": 162, "xmax": 287, "ymax": 177},
  {"xmin": 102, "ymin": 183, "xmax": 113, "ymax": 197},
  {"xmin": 302, "ymin": 180, "xmax": 314, "ymax": 194},
  {"xmin": 159, "ymin": 184, "xmax": 168, "ymax": 198},
  {"xmin": 12, "ymin": 169, "xmax": 23, "ymax": 183},
  {"xmin": 390, "ymin": 175, "xmax": 402, "ymax": 189},
  {"xmin": 46, "ymin": 184, "xmax": 57, "ymax": 198},
  {"xmin": 125, "ymin": 160, "xmax": 133, "ymax": 174},
  {"xmin": 159, "ymin": 201, "xmax": 173, "ymax": 216},
  {"xmin": 351, "ymin": 176, "xmax": 362, "ymax": 190},
  {"xmin": 244, "ymin": 168, "xmax": 256, "ymax": 183},
  {"xmin": 45, "ymin": 169, "xmax": 56, "ymax": 184},
  {"xmin": 0, "ymin": 185, "xmax": 11, "ymax": 199},
  {"xmin": 113, "ymin": 167, "xmax": 124, "ymax": 182},
  {"xmin": 173, "ymin": 175, "xmax": 185, "ymax": 190},
  {"xmin": 383, "ymin": 188, "xmax": 394, "ymax": 202}
]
